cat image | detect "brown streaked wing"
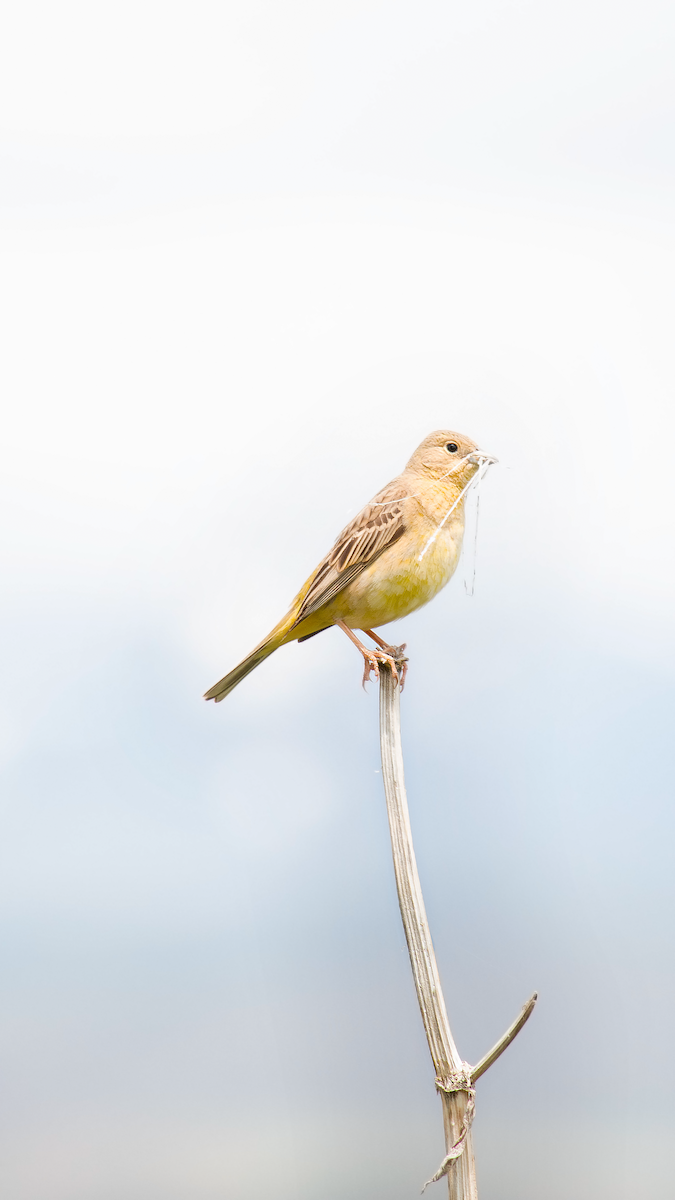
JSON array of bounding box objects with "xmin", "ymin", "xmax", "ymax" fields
[{"xmin": 291, "ymin": 479, "xmax": 407, "ymax": 625}]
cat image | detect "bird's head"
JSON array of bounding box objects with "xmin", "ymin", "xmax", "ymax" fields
[{"xmin": 406, "ymin": 429, "xmax": 497, "ymax": 487}]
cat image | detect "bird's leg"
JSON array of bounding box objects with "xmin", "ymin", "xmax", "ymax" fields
[
  {"xmin": 363, "ymin": 628, "xmax": 405, "ymax": 655},
  {"xmin": 336, "ymin": 620, "xmax": 402, "ymax": 688},
  {"xmin": 362, "ymin": 629, "xmax": 409, "ymax": 690}
]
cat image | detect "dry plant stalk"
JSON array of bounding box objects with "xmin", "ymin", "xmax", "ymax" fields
[{"xmin": 378, "ymin": 655, "xmax": 536, "ymax": 1197}]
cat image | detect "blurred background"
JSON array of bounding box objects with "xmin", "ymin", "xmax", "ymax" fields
[{"xmin": 1, "ymin": 2, "xmax": 674, "ymax": 1197}]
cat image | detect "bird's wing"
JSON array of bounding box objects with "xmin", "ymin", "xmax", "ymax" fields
[{"xmin": 291, "ymin": 478, "xmax": 408, "ymax": 625}]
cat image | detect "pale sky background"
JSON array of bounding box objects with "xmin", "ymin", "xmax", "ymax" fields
[{"xmin": 1, "ymin": 3, "xmax": 674, "ymax": 1198}]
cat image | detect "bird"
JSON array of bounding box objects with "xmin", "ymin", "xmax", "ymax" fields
[{"xmin": 204, "ymin": 429, "xmax": 496, "ymax": 702}]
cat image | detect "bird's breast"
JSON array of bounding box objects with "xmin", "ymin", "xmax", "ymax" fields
[{"xmin": 335, "ymin": 516, "xmax": 464, "ymax": 628}]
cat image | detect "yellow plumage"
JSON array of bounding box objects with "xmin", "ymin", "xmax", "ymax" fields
[{"xmin": 205, "ymin": 430, "xmax": 494, "ymax": 701}]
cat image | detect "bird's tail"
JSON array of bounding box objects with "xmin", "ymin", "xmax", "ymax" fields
[{"xmin": 203, "ymin": 615, "xmax": 293, "ymax": 703}]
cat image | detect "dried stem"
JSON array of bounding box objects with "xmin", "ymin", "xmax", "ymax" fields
[
  {"xmin": 377, "ymin": 657, "xmax": 535, "ymax": 1198},
  {"xmin": 378, "ymin": 657, "xmax": 477, "ymax": 1200},
  {"xmin": 471, "ymin": 993, "xmax": 538, "ymax": 1084}
]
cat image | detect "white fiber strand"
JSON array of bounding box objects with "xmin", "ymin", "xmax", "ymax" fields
[
  {"xmin": 417, "ymin": 456, "xmax": 493, "ymax": 565},
  {"xmin": 464, "ymin": 460, "xmax": 487, "ymax": 596}
]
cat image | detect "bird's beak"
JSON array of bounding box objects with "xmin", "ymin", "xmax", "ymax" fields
[{"xmin": 469, "ymin": 449, "xmax": 499, "ymax": 465}]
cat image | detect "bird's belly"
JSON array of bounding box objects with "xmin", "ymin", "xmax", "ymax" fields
[{"xmin": 335, "ymin": 527, "xmax": 462, "ymax": 629}]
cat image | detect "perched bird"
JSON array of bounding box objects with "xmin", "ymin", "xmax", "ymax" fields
[{"xmin": 205, "ymin": 430, "xmax": 495, "ymax": 702}]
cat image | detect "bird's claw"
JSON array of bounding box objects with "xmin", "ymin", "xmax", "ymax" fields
[
  {"xmin": 397, "ymin": 653, "xmax": 409, "ymax": 691},
  {"xmin": 361, "ymin": 657, "xmax": 374, "ymax": 688},
  {"xmin": 386, "ymin": 643, "xmax": 409, "ymax": 691},
  {"xmin": 361, "ymin": 651, "xmax": 382, "ymax": 689},
  {"xmin": 361, "ymin": 645, "xmax": 408, "ymax": 690}
]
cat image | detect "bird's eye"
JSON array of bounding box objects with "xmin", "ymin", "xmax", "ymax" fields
[{"xmin": 446, "ymin": 442, "xmax": 459, "ymax": 453}]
